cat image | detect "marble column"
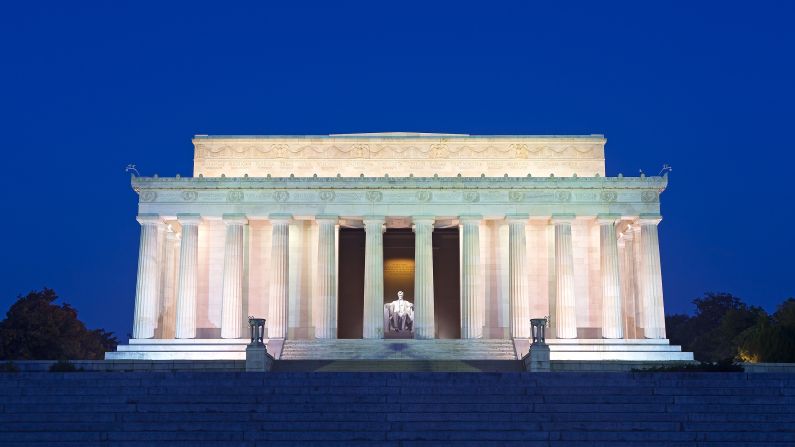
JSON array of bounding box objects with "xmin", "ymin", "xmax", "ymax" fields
[
  {"xmin": 159, "ymin": 227, "xmax": 180, "ymax": 339},
  {"xmin": 598, "ymin": 215, "xmax": 624, "ymax": 339},
  {"xmin": 175, "ymin": 214, "xmax": 200, "ymax": 339},
  {"xmin": 638, "ymin": 215, "xmax": 666, "ymax": 339},
  {"xmin": 507, "ymin": 214, "xmax": 530, "ymax": 339},
  {"xmin": 553, "ymin": 214, "xmax": 577, "ymax": 339},
  {"xmin": 413, "ymin": 216, "xmax": 435, "ymax": 339},
  {"xmin": 269, "ymin": 214, "xmax": 291, "ymax": 339},
  {"xmin": 315, "ymin": 215, "xmax": 339, "ymax": 339},
  {"xmin": 363, "ymin": 216, "xmax": 385, "ymax": 339},
  {"xmin": 460, "ymin": 215, "xmax": 483, "ymax": 339},
  {"xmin": 618, "ymin": 228, "xmax": 638, "ymax": 339},
  {"xmin": 631, "ymin": 223, "xmax": 645, "ymax": 337},
  {"xmin": 132, "ymin": 214, "xmax": 164, "ymax": 339},
  {"xmin": 221, "ymin": 214, "xmax": 247, "ymax": 339}
]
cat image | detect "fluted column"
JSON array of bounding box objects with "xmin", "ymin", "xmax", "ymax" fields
[
  {"xmin": 132, "ymin": 214, "xmax": 164, "ymax": 339},
  {"xmin": 220, "ymin": 214, "xmax": 247, "ymax": 339},
  {"xmin": 507, "ymin": 214, "xmax": 530, "ymax": 338},
  {"xmin": 460, "ymin": 215, "xmax": 483, "ymax": 339},
  {"xmin": 363, "ymin": 216, "xmax": 385, "ymax": 339},
  {"xmin": 553, "ymin": 214, "xmax": 577, "ymax": 339},
  {"xmin": 638, "ymin": 215, "xmax": 666, "ymax": 339},
  {"xmin": 269, "ymin": 214, "xmax": 291, "ymax": 339},
  {"xmin": 175, "ymin": 214, "xmax": 200, "ymax": 339},
  {"xmin": 598, "ymin": 215, "xmax": 623, "ymax": 339},
  {"xmin": 159, "ymin": 227, "xmax": 180, "ymax": 339},
  {"xmin": 315, "ymin": 215, "xmax": 339, "ymax": 339},
  {"xmin": 413, "ymin": 216, "xmax": 436, "ymax": 339}
]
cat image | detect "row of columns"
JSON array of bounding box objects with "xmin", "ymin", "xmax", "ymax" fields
[{"xmin": 132, "ymin": 212, "xmax": 665, "ymax": 340}]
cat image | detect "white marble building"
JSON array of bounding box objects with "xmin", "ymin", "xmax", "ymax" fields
[{"xmin": 106, "ymin": 133, "xmax": 692, "ymax": 362}]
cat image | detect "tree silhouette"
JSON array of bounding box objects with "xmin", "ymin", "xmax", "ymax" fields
[{"xmin": 0, "ymin": 288, "xmax": 117, "ymax": 360}]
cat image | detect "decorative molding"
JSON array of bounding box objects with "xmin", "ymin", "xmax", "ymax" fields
[
  {"xmin": 416, "ymin": 191, "xmax": 432, "ymax": 202},
  {"xmin": 273, "ymin": 191, "xmax": 289, "ymax": 202},
  {"xmin": 556, "ymin": 191, "xmax": 572, "ymax": 202},
  {"xmin": 463, "ymin": 191, "xmax": 480, "ymax": 203},
  {"xmin": 140, "ymin": 191, "xmax": 157, "ymax": 202},
  {"xmin": 508, "ymin": 191, "xmax": 525, "ymax": 202},
  {"xmin": 227, "ymin": 191, "xmax": 244, "ymax": 202},
  {"xmin": 319, "ymin": 190, "xmax": 335, "ymax": 202},
  {"xmin": 365, "ymin": 191, "xmax": 383, "ymax": 202},
  {"xmin": 641, "ymin": 191, "xmax": 659, "ymax": 203},
  {"xmin": 181, "ymin": 191, "xmax": 198, "ymax": 202},
  {"xmin": 600, "ymin": 190, "xmax": 617, "ymax": 203}
]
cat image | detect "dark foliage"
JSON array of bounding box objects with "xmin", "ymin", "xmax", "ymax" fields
[
  {"xmin": 0, "ymin": 288, "xmax": 118, "ymax": 360},
  {"xmin": 0, "ymin": 361, "xmax": 19, "ymax": 373},
  {"xmin": 48, "ymin": 359, "xmax": 82, "ymax": 372},
  {"xmin": 667, "ymin": 293, "xmax": 795, "ymax": 363},
  {"xmin": 633, "ymin": 358, "xmax": 744, "ymax": 372}
]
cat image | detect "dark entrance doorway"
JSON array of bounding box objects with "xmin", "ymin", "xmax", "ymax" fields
[{"xmin": 336, "ymin": 226, "xmax": 460, "ymax": 339}]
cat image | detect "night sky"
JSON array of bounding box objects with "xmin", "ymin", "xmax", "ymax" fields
[{"xmin": 1, "ymin": 2, "xmax": 793, "ymax": 341}]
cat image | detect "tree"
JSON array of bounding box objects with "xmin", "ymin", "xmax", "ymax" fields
[
  {"xmin": 665, "ymin": 292, "xmax": 760, "ymax": 362},
  {"xmin": 0, "ymin": 288, "xmax": 117, "ymax": 360},
  {"xmin": 736, "ymin": 298, "xmax": 795, "ymax": 363}
]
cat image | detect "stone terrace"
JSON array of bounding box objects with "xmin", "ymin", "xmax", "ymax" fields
[{"xmin": 0, "ymin": 371, "xmax": 794, "ymax": 446}]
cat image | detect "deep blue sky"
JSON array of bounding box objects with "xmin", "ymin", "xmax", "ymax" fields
[{"xmin": 1, "ymin": 2, "xmax": 793, "ymax": 340}]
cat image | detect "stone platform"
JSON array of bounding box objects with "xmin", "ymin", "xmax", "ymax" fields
[
  {"xmin": 107, "ymin": 338, "xmax": 693, "ymax": 362},
  {"xmin": 1, "ymin": 371, "xmax": 794, "ymax": 446}
]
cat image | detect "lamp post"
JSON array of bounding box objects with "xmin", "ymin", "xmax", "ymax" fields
[
  {"xmin": 245, "ymin": 317, "xmax": 272, "ymax": 372},
  {"xmin": 524, "ymin": 316, "xmax": 551, "ymax": 372}
]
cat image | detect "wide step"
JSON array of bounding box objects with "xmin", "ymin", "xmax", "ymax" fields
[{"xmin": 280, "ymin": 339, "xmax": 518, "ymax": 360}]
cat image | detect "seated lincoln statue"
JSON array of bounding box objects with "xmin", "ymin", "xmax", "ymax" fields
[{"xmin": 383, "ymin": 290, "xmax": 414, "ymax": 333}]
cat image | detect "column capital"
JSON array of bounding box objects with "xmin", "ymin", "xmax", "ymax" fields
[
  {"xmin": 505, "ymin": 213, "xmax": 529, "ymax": 223},
  {"xmin": 551, "ymin": 213, "xmax": 576, "ymax": 224},
  {"xmin": 222, "ymin": 213, "xmax": 248, "ymax": 225},
  {"xmin": 458, "ymin": 214, "xmax": 482, "ymax": 223},
  {"xmin": 412, "ymin": 216, "xmax": 435, "ymax": 226},
  {"xmin": 177, "ymin": 213, "xmax": 202, "ymax": 226},
  {"xmin": 269, "ymin": 213, "xmax": 292, "ymax": 224},
  {"xmin": 315, "ymin": 214, "xmax": 339, "ymax": 224},
  {"xmin": 362, "ymin": 215, "xmax": 386, "ymax": 225},
  {"xmin": 136, "ymin": 213, "xmax": 163, "ymax": 226},
  {"xmin": 637, "ymin": 213, "xmax": 662, "ymax": 225},
  {"xmin": 596, "ymin": 213, "xmax": 621, "ymax": 225}
]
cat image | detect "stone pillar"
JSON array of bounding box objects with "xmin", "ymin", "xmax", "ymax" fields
[
  {"xmin": 638, "ymin": 215, "xmax": 666, "ymax": 339},
  {"xmin": 159, "ymin": 227, "xmax": 180, "ymax": 339},
  {"xmin": 363, "ymin": 216, "xmax": 385, "ymax": 339},
  {"xmin": 175, "ymin": 214, "xmax": 200, "ymax": 339},
  {"xmin": 598, "ymin": 215, "xmax": 624, "ymax": 339},
  {"xmin": 460, "ymin": 215, "xmax": 483, "ymax": 339},
  {"xmin": 315, "ymin": 215, "xmax": 339, "ymax": 339},
  {"xmin": 553, "ymin": 214, "xmax": 577, "ymax": 339},
  {"xmin": 507, "ymin": 214, "xmax": 530, "ymax": 338},
  {"xmin": 220, "ymin": 214, "xmax": 247, "ymax": 339},
  {"xmin": 268, "ymin": 214, "xmax": 291, "ymax": 339},
  {"xmin": 132, "ymin": 214, "xmax": 164, "ymax": 339},
  {"xmin": 413, "ymin": 216, "xmax": 435, "ymax": 339}
]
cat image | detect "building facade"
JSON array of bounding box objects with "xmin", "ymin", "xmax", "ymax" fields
[{"xmin": 107, "ymin": 133, "xmax": 692, "ymax": 362}]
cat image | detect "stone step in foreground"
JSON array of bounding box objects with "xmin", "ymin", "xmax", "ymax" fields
[{"xmin": 0, "ymin": 371, "xmax": 793, "ymax": 446}]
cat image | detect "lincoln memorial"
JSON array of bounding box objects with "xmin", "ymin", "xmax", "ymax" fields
[{"xmin": 107, "ymin": 133, "xmax": 692, "ymax": 362}]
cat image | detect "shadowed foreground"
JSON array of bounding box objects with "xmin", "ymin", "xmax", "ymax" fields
[{"xmin": 1, "ymin": 371, "xmax": 794, "ymax": 446}]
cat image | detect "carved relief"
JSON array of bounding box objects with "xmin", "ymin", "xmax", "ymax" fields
[
  {"xmin": 600, "ymin": 190, "xmax": 617, "ymax": 203},
  {"xmin": 227, "ymin": 191, "xmax": 244, "ymax": 202},
  {"xmin": 511, "ymin": 143, "xmax": 529, "ymax": 159},
  {"xmin": 366, "ymin": 191, "xmax": 383, "ymax": 202},
  {"xmin": 429, "ymin": 143, "xmax": 448, "ymax": 159},
  {"xmin": 319, "ymin": 191, "xmax": 335, "ymax": 202},
  {"xmin": 463, "ymin": 191, "xmax": 480, "ymax": 203},
  {"xmin": 350, "ymin": 144, "xmax": 368, "ymax": 158},
  {"xmin": 508, "ymin": 191, "xmax": 525, "ymax": 202},
  {"xmin": 140, "ymin": 191, "xmax": 157, "ymax": 202},
  {"xmin": 273, "ymin": 191, "xmax": 289, "ymax": 202},
  {"xmin": 556, "ymin": 191, "xmax": 572, "ymax": 202},
  {"xmin": 416, "ymin": 191, "xmax": 432, "ymax": 202},
  {"xmin": 641, "ymin": 191, "xmax": 659, "ymax": 203},
  {"xmin": 181, "ymin": 191, "xmax": 198, "ymax": 202}
]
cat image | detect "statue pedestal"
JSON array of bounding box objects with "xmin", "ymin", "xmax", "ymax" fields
[
  {"xmin": 245, "ymin": 344, "xmax": 274, "ymax": 372},
  {"xmin": 522, "ymin": 343, "xmax": 551, "ymax": 372}
]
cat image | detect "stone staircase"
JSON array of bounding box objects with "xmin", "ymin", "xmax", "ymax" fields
[
  {"xmin": 1, "ymin": 371, "xmax": 794, "ymax": 446},
  {"xmin": 279, "ymin": 339, "xmax": 519, "ymax": 360}
]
